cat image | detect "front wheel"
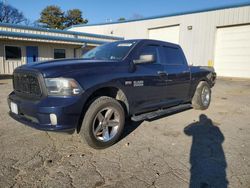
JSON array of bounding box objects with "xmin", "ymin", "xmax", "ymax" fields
[
  {"xmin": 80, "ymin": 96, "xmax": 125, "ymax": 149},
  {"xmin": 192, "ymin": 81, "xmax": 211, "ymax": 110}
]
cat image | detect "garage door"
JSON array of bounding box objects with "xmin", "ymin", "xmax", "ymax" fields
[
  {"xmin": 214, "ymin": 25, "xmax": 250, "ymax": 78},
  {"xmin": 148, "ymin": 25, "xmax": 180, "ymax": 44}
]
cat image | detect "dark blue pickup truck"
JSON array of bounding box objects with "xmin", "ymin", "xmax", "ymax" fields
[{"xmin": 8, "ymin": 39, "xmax": 216, "ymax": 149}]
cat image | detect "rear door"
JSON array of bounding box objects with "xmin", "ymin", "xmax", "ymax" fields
[{"xmin": 160, "ymin": 46, "xmax": 191, "ymax": 105}]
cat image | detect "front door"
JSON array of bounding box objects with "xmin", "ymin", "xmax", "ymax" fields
[
  {"xmin": 26, "ymin": 46, "xmax": 38, "ymax": 64},
  {"xmin": 128, "ymin": 43, "xmax": 168, "ymax": 114}
]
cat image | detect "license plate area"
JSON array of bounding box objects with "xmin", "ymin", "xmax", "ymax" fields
[{"xmin": 10, "ymin": 102, "xmax": 18, "ymax": 115}]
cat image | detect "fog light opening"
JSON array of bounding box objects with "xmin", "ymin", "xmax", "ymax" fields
[{"xmin": 50, "ymin": 114, "xmax": 57, "ymax": 126}]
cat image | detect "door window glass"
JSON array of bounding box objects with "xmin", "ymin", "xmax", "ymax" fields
[
  {"xmin": 138, "ymin": 45, "xmax": 159, "ymax": 63},
  {"xmin": 161, "ymin": 47, "xmax": 184, "ymax": 65}
]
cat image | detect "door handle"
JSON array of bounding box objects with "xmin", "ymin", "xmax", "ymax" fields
[{"xmin": 157, "ymin": 71, "xmax": 168, "ymax": 77}]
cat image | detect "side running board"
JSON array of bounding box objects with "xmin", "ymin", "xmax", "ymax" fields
[{"xmin": 131, "ymin": 104, "xmax": 192, "ymax": 122}]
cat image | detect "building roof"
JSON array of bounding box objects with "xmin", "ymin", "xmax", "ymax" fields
[
  {"xmin": 0, "ymin": 22, "xmax": 123, "ymax": 40},
  {"xmin": 66, "ymin": 2, "xmax": 250, "ymax": 29},
  {"xmin": 0, "ymin": 22, "xmax": 123, "ymax": 45},
  {"xmin": 0, "ymin": 30, "xmax": 106, "ymax": 45}
]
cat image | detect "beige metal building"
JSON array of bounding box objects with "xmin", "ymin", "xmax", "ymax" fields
[
  {"xmin": 67, "ymin": 3, "xmax": 250, "ymax": 78},
  {"xmin": 0, "ymin": 23, "xmax": 122, "ymax": 75}
]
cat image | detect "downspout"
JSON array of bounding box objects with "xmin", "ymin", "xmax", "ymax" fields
[{"xmin": 73, "ymin": 43, "xmax": 87, "ymax": 58}]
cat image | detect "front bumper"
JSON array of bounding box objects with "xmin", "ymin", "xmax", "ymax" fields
[{"xmin": 8, "ymin": 92, "xmax": 85, "ymax": 133}]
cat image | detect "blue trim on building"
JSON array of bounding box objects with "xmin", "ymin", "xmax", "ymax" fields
[
  {"xmin": 66, "ymin": 2, "xmax": 250, "ymax": 29},
  {"xmin": 0, "ymin": 22, "xmax": 123, "ymax": 40},
  {"xmin": 0, "ymin": 30, "xmax": 107, "ymax": 45}
]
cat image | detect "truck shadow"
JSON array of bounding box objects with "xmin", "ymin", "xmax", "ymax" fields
[
  {"xmin": 121, "ymin": 119, "xmax": 143, "ymax": 140},
  {"xmin": 121, "ymin": 106, "xmax": 192, "ymax": 140},
  {"xmin": 184, "ymin": 114, "xmax": 228, "ymax": 188}
]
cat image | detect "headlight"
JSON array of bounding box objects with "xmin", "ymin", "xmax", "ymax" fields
[{"xmin": 45, "ymin": 78, "xmax": 83, "ymax": 96}]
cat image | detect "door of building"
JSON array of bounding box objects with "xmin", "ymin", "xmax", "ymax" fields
[{"xmin": 26, "ymin": 46, "xmax": 38, "ymax": 64}]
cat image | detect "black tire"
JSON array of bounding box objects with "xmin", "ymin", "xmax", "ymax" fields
[
  {"xmin": 80, "ymin": 96, "xmax": 125, "ymax": 149},
  {"xmin": 192, "ymin": 81, "xmax": 211, "ymax": 110}
]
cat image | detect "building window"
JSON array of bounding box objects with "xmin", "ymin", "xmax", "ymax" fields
[
  {"xmin": 5, "ymin": 46, "xmax": 22, "ymax": 60},
  {"xmin": 54, "ymin": 49, "xmax": 66, "ymax": 59}
]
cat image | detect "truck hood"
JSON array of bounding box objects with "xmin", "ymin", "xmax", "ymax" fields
[{"xmin": 16, "ymin": 58, "xmax": 120, "ymax": 77}]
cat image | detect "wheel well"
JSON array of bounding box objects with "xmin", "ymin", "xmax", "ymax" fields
[
  {"xmin": 76, "ymin": 87, "xmax": 129, "ymax": 133},
  {"xmin": 199, "ymin": 78, "xmax": 212, "ymax": 87},
  {"xmin": 191, "ymin": 79, "xmax": 208, "ymax": 99}
]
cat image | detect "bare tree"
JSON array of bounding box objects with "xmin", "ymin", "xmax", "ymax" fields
[{"xmin": 0, "ymin": 1, "xmax": 27, "ymax": 24}]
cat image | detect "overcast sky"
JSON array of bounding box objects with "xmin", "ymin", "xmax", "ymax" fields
[{"xmin": 6, "ymin": 0, "xmax": 250, "ymax": 24}]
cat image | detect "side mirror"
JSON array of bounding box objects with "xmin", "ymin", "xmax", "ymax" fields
[{"xmin": 133, "ymin": 54, "xmax": 155, "ymax": 64}]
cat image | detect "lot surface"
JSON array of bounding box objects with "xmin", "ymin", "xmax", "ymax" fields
[{"xmin": 0, "ymin": 78, "xmax": 250, "ymax": 188}]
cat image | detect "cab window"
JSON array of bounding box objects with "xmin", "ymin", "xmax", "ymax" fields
[
  {"xmin": 137, "ymin": 45, "xmax": 160, "ymax": 63},
  {"xmin": 161, "ymin": 47, "xmax": 184, "ymax": 65}
]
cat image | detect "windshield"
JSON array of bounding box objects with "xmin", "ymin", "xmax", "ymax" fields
[{"xmin": 82, "ymin": 41, "xmax": 137, "ymax": 61}]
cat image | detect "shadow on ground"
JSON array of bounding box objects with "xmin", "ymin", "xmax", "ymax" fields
[
  {"xmin": 184, "ymin": 114, "xmax": 228, "ymax": 188},
  {"xmin": 121, "ymin": 106, "xmax": 192, "ymax": 141},
  {"xmin": 120, "ymin": 119, "xmax": 143, "ymax": 140}
]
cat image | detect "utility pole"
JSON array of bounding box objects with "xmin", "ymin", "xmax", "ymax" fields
[{"xmin": 106, "ymin": 18, "xmax": 112, "ymax": 23}]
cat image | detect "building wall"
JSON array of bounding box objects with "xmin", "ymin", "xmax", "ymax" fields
[
  {"xmin": 69, "ymin": 6, "xmax": 250, "ymax": 67},
  {"xmin": 0, "ymin": 40, "xmax": 77, "ymax": 74}
]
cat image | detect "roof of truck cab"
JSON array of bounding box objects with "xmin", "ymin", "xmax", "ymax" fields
[{"xmin": 122, "ymin": 39, "xmax": 180, "ymax": 48}]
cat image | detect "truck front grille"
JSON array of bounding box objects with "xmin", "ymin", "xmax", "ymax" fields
[{"xmin": 13, "ymin": 72, "xmax": 42, "ymax": 97}]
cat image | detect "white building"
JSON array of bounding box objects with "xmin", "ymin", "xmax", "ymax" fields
[
  {"xmin": 0, "ymin": 23, "xmax": 122, "ymax": 75},
  {"xmin": 67, "ymin": 3, "xmax": 250, "ymax": 78}
]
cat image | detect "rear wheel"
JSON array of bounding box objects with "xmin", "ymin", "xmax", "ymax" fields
[
  {"xmin": 80, "ymin": 96, "xmax": 125, "ymax": 149},
  {"xmin": 192, "ymin": 81, "xmax": 211, "ymax": 110}
]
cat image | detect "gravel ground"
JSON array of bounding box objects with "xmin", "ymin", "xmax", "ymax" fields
[{"xmin": 0, "ymin": 78, "xmax": 249, "ymax": 188}]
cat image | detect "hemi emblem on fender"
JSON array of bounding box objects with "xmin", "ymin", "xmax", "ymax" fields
[{"xmin": 133, "ymin": 80, "xmax": 144, "ymax": 87}]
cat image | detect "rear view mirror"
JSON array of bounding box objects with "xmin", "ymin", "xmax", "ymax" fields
[{"xmin": 133, "ymin": 54, "xmax": 155, "ymax": 64}]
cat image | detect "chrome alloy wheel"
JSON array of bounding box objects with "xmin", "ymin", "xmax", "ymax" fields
[
  {"xmin": 201, "ymin": 86, "xmax": 210, "ymax": 106},
  {"xmin": 92, "ymin": 107, "xmax": 121, "ymax": 142}
]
